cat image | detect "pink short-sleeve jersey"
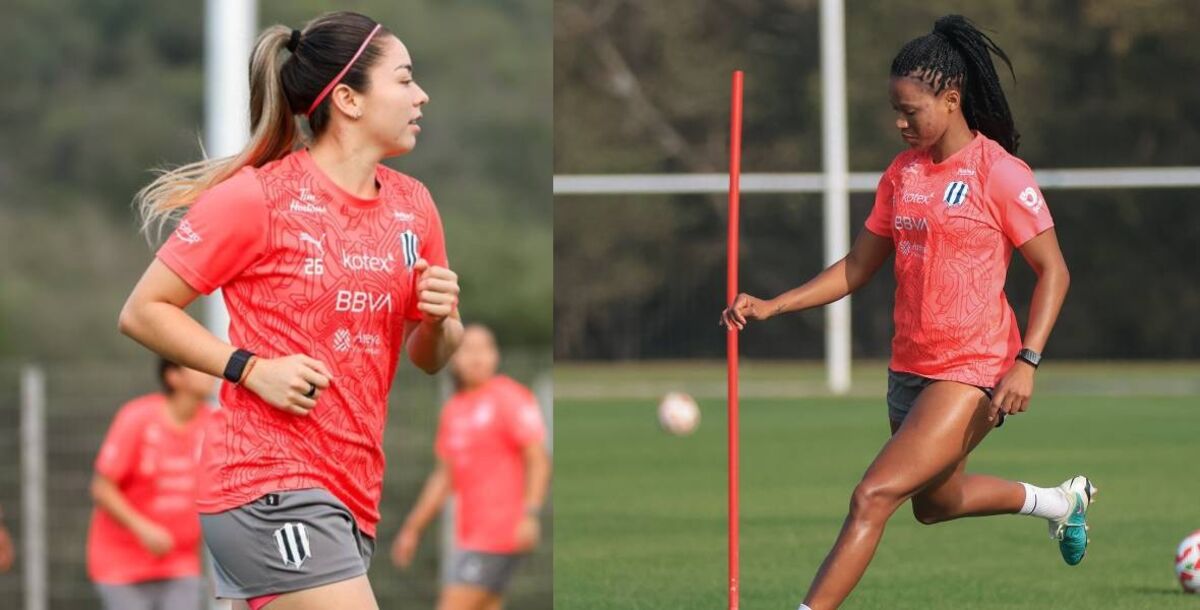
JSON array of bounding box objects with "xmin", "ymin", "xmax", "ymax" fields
[
  {"xmin": 865, "ymin": 133, "xmax": 1054, "ymax": 387},
  {"xmin": 156, "ymin": 148, "xmax": 449, "ymax": 537},
  {"xmin": 435, "ymin": 376, "xmax": 545, "ymax": 553},
  {"xmin": 87, "ymin": 395, "xmax": 210, "ymax": 584}
]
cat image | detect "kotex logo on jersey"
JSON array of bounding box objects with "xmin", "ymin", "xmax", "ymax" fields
[
  {"xmin": 341, "ymin": 251, "xmax": 395, "ymax": 273},
  {"xmin": 943, "ymin": 181, "xmax": 970, "ymax": 207},
  {"xmin": 902, "ymin": 192, "xmax": 932, "ymax": 205}
]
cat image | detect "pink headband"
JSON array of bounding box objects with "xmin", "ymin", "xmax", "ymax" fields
[{"xmin": 305, "ymin": 23, "xmax": 382, "ymax": 118}]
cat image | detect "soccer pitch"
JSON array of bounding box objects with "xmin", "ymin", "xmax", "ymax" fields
[{"xmin": 553, "ymin": 362, "xmax": 1198, "ymax": 609}]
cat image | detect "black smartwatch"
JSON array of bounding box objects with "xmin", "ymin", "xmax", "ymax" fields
[
  {"xmin": 224, "ymin": 348, "xmax": 255, "ymax": 383},
  {"xmin": 1016, "ymin": 348, "xmax": 1041, "ymax": 369}
]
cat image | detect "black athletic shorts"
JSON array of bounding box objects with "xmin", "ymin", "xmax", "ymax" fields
[{"xmin": 886, "ymin": 369, "xmax": 1002, "ymax": 427}]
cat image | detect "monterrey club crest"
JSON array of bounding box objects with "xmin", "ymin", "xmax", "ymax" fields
[
  {"xmin": 943, "ymin": 181, "xmax": 969, "ymax": 207},
  {"xmin": 399, "ymin": 230, "xmax": 420, "ymax": 268}
]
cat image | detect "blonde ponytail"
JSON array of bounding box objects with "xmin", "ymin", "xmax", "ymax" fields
[{"xmin": 135, "ymin": 25, "xmax": 301, "ymax": 240}]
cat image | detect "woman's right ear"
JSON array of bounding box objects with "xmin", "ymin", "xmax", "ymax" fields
[{"xmin": 943, "ymin": 88, "xmax": 961, "ymax": 114}]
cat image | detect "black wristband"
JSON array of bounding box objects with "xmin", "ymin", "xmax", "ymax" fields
[
  {"xmin": 224, "ymin": 348, "xmax": 255, "ymax": 383},
  {"xmin": 1016, "ymin": 348, "xmax": 1041, "ymax": 369}
]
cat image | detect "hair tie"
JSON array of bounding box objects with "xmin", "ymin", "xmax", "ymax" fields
[{"xmin": 287, "ymin": 29, "xmax": 301, "ymax": 53}]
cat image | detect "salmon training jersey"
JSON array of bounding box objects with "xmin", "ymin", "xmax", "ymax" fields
[
  {"xmin": 865, "ymin": 133, "xmax": 1054, "ymax": 388},
  {"xmin": 435, "ymin": 376, "xmax": 545, "ymax": 553},
  {"xmin": 87, "ymin": 394, "xmax": 209, "ymax": 584},
  {"xmin": 157, "ymin": 148, "xmax": 448, "ymax": 537}
]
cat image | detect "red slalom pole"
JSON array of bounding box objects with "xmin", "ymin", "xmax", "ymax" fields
[{"xmin": 727, "ymin": 70, "xmax": 743, "ymax": 610}]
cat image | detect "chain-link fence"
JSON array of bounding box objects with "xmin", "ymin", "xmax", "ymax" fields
[{"xmin": 0, "ymin": 348, "xmax": 551, "ymax": 609}]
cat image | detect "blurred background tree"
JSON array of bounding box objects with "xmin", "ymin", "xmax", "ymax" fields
[
  {"xmin": 0, "ymin": 0, "xmax": 552, "ymax": 359},
  {"xmin": 554, "ymin": 0, "xmax": 1200, "ymax": 360}
]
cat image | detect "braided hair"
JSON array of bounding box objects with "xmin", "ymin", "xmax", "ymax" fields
[{"xmin": 891, "ymin": 15, "xmax": 1019, "ymax": 154}]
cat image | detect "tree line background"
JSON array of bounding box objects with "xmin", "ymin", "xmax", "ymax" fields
[
  {"xmin": 1, "ymin": 0, "xmax": 552, "ymax": 360},
  {"xmin": 0, "ymin": 1, "xmax": 552, "ymax": 608}
]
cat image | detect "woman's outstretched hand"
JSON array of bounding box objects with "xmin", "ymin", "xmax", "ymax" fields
[{"xmin": 720, "ymin": 293, "xmax": 773, "ymax": 331}]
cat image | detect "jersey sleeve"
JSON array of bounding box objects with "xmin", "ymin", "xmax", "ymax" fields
[
  {"xmin": 155, "ymin": 168, "xmax": 270, "ymax": 294},
  {"xmin": 94, "ymin": 404, "xmax": 144, "ymax": 484},
  {"xmin": 985, "ymin": 157, "xmax": 1055, "ymax": 247},
  {"xmin": 501, "ymin": 384, "xmax": 546, "ymax": 448},
  {"xmin": 405, "ymin": 183, "xmax": 450, "ymax": 322},
  {"xmin": 864, "ymin": 167, "xmax": 896, "ymax": 238}
]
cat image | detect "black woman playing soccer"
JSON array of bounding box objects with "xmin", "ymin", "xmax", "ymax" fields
[{"xmin": 721, "ymin": 15, "xmax": 1093, "ymax": 610}]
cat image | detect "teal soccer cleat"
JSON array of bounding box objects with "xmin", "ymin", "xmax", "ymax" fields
[{"xmin": 1049, "ymin": 475, "xmax": 1098, "ymax": 566}]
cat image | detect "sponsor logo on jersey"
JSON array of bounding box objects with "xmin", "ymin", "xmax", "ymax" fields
[
  {"xmin": 399, "ymin": 230, "xmax": 420, "ymax": 268},
  {"xmin": 273, "ymin": 522, "xmax": 312, "ymax": 569},
  {"xmin": 897, "ymin": 239, "xmax": 927, "ymax": 258},
  {"xmin": 473, "ymin": 402, "xmax": 495, "ymax": 427},
  {"xmin": 174, "ymin": 219, "xmax": 201, "ymax": 244},
  {"xmin": 335, "ymin": 290, "xmax": 393, "ymax": 313},
  {"xmin": 289, "ymin": 201, "xmax": 326, "ymax": 214},
  {"xmin": 289, "ymin": 188, "xmax": 325, "ymax": 214},
  {"xmin": 957, "ymin": 168, "xmax": 976, "ymax": 177},
  {"xmin": 1018, "ymin": 186, "xmax": 1044, "ymax": 213},
  {"xmin": 333, "ymin": 328, "xmax": 383, "ymax": 354},
  {"xmin": 894, "ymin": 215, "xmax": 928, "ymax": 232},
  {"xmin": 341, "ymin": 251, "xmax": 395, "ymax": 273},
  {"xmin": 394, "ymin": 211, "xmax": 415, "ymax": 222},
  {"xmin": 333, "ymin": 328, "xmax": 352, "ymax": 352},
  {"xmin": 943, "ymin": 181, "xmax": 969, "ymax": 207},
  {"xmin": 300, "ymin": 233, "xmax": 326, "ymax": 276},
  {"xmin": 901, "ymin": 192, "xmax": 932, "ymax": 205},
  {"xmin": 299, "ymin": 232, "xmax": 325, "ymax": 252}
]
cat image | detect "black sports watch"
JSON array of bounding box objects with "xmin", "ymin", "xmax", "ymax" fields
[
  {"xmin": 1016, "ymin": 348, "xmax": 1041, "ymax": 369},
  {"xmin": 223, "ymin": 348, "xmax": 255, "ymax": 383}
]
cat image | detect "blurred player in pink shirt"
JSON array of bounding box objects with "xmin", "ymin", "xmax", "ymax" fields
[
  {"xmin": 722, "ymin": 15, "xmax": 1092, "ymax": 610},
  {"xmin": 87, "ymin": 359, "xmax": 213, "ymax": 610},
  {"xmin": 391, "ymin": 324, "xmax": 551, "ymax": 610}
]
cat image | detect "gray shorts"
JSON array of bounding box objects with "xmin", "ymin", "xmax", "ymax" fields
[
  {"xmin": 95, "ymin": 577, "xmax": 204, "ymax": 610},
  {"xmin": 887, "ymin": 369, "xmax": 1000, "ymax": 427},
  {"xmin": 447, "ymin": 550, "xmax": 526, "ymax": 595},
  {"xmin": 199, "ymin": 488, "xmax": 375, "ymax": 600}
]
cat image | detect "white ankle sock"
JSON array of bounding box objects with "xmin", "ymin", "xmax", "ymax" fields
[
  {"xmin": 1019, "ymin": 482, "xmax": 1069, "ymax": 520},
  {"xmin": 798, "ymin": 605, "xmax": 813, "ymax": 610}
]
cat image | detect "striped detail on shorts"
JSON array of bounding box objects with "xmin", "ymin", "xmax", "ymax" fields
[{"xmin": 273, "ymin": 522, "xmax": 312, "ymax": 569}]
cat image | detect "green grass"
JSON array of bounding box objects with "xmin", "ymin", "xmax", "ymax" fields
[{"xmin": 554, "ymin": 393, "xmax": 1199, "ymax": 609}]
